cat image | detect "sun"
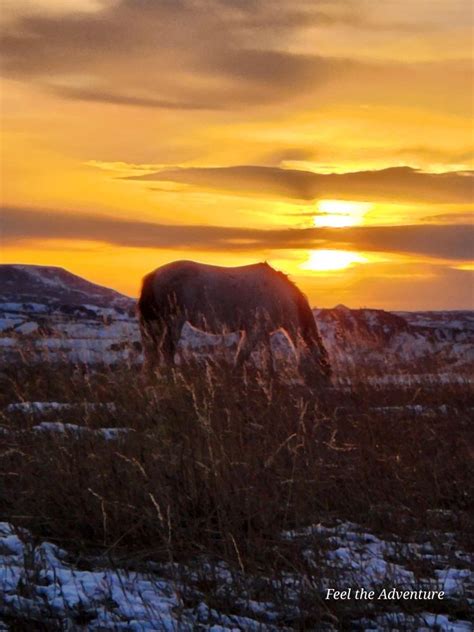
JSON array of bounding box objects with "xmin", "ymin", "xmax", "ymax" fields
[
  {"xmin": 313, "ymin": 199, "xmax": 372, "ymax": 228},
  {"xmin": 300, "ymin": 249, "xmax": 367, "ymax": 272}
]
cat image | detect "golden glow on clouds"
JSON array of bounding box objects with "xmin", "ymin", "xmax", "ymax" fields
[
  {"xmin": 314, "ymin": 200, "xmax": 372, "ymax": 228},
  {"xmin": 300, "ymin": 250, "xmax": 368, "ymax": 272},
  {"xmin": 453, "ymin": 263, "xmax": 474, "ymax": 271},
  {"xmin": 1, "ymin": 0, "xmax": 472, "ymax": 309}
]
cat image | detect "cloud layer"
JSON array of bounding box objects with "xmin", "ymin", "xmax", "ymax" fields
[
  {"xmin": 1, "ymin": 1, "xmax": 472, "ymax": 114},
  {"xmin": 128, "ymin": 165, "xmax": 474, "ymax": 204},
  {"xmin": 1, "ymin": 1, "xmax": 472, "ymax": 308},
  {"xmin": 3, "ymin": 207, "xmax": 473, "ymax": 261}
]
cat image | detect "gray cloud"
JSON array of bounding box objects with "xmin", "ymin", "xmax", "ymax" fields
[
  {"xmin": 0, "ymin": 0, "xmax": 351, "ymax": 108},
  {"xmin": 53, "ymin": 86, "xmax": 221, "ymax": 111},
  {"xmin": 0, "ymin": 1, "xmax": 471, "ymax": 113},
  {"xmin": 127, "ymin": 165, "xmax": 474, "ymax": 203},
  {"xmin": 3, "ymin": 206, "xmax": 473, "ymax": 260}
]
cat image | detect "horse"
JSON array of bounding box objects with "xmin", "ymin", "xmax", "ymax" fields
[{"xmin": 138, "ymin": 260, "xmax": 331, "ymax": 386}]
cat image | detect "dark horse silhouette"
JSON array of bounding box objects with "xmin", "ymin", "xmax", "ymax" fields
[{"xmin": 138, "ymin": 260, "xmax": 331, "ymax": 386}]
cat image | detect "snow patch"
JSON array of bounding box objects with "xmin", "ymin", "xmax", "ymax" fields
[{"xmin": 5, "ymin": 401, "xmax": 116, "ymax": 415}]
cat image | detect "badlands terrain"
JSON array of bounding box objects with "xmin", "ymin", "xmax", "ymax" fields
[{"xmin": 0, "ymin": 264, "xmax": 472, "ymax": 630}]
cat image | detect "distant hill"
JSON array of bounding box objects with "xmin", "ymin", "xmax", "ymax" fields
[{"xmin": 0, "ymin": 264, "xmax": 133, "ymax": 310}]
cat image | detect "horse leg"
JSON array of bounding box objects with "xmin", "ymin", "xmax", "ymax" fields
[
  {"xmin": 234, "ymin": 329, "xmax": 261, "ymax": 369},
  {"xmin": 234, "ymin": 329, "xmax": 276, "ymax": 381},
  {"xmin": 298, "ymin": 327, "xmax": 331, "ymax": 388},
  {"xmin": 258, "ymin": 331, "xmax": 275, "ymax": 379},
  {"xmin": 275, "ymin": 327, "xmax": 299, "ymax": 380},
  {"xmin": 140, "ymin": 319, "xmax": 160, "ymax": 379},
  {"xmin": 159, "ymin": 323, "xmax": 177, "ymax": 366},
  {"xmin": 140, "ymin": 317, "xmax": 180, "ymax": 380}
]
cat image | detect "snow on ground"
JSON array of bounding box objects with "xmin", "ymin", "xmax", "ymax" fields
[
  {"xmin": 14, "ymin": 321, "xmax": 39, "ymax": 335},
  {"xmin": 2, "ymin": 401, "xmax": 132, "ymax": 441},
  {"xmin": 2, "ymin": 291, "xmax": 473, "ymax": 375},
  {"xmin": 30, "ymin": 422, "xmax": 133, "ymax": 441},
  {"xmin": 0, "ymin": 338, "xmax": 16, "ymax": 348},
  {"xmin": 5, "ymin": 401, "xmax": 116, "ymax": 415},
  {"xmin": 0, "ymin": 522, "xmax": 285, "ymax": 630},
  {"xmin": 0, "ymin": 318, "xmax": 23, "ymax": 332},
  {"xmin": 0, "ymin": 523, "xmax": 184, "ymax": 630},
  {"xmin": 363, "ymin": 612, "xmax": 472, "ymax": 631},
  {"xmin": 369, "ymin": 404, "xmax": 467, "ymax": 417},
  {"xmin": 365, "ymin": 374, "xmax": 473, "ymax": 386},
  {"xmin": 2, "ymin": 397, "xmax": 472, "ymax": 629},
  {"xmin": 2, "ymin": 414, "xmax": 132, "ymax": 444},
  {"xmin": 32, "ymin": 337, "xmax": 142, "ymax": 365},
  {"xmin": 176, "ymin": 323, "xmax": 298, "ymax": 374},
  {"xmin": 1, "ymin": 520, "xmax": 471, "ymax": 631},
  {"xmin": 283, "ymin": 522, "xmax": 472, "ymax": 598}
]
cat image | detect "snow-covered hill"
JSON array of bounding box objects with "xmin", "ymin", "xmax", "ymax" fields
[
  {"xmin": 0, "ymin": 264, "xmax": 133, "ymax": 309},
  {"xmin": 0, "ymin": 265, "xmax": 139, "ymax": 364},
  {"xmin": 395, "ymin": 310, "xmax": 474, "ymax": 331},
  {"xmin": 314, "ymin": 305, "xmax": 474, "ymax": 373},
  {"xmin": 1, "ymin": 264, "xmax": 472, "ymax": 374}
]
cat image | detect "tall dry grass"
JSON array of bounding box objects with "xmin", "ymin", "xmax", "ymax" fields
[
  {"xmin": 1, "ymin": 361, "xmax": 472, "ymax": 551},
  {"xmin": 0, "ymin": 360, "xmax": 473, "ymax": 627}
]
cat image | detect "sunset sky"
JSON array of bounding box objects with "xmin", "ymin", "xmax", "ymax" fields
[{"xmin": 1, "ymin": 0, "xmax": 473, "ymax": 309}]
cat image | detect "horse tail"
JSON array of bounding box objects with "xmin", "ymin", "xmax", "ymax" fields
[{"xmin": 138, "ymin": 272, "xmax": 158, "ymax": 322}]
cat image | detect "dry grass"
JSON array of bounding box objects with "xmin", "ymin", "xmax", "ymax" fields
[{"xmin": 0, "ymin": 360, "xmax": 473, "ymax": 627}]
